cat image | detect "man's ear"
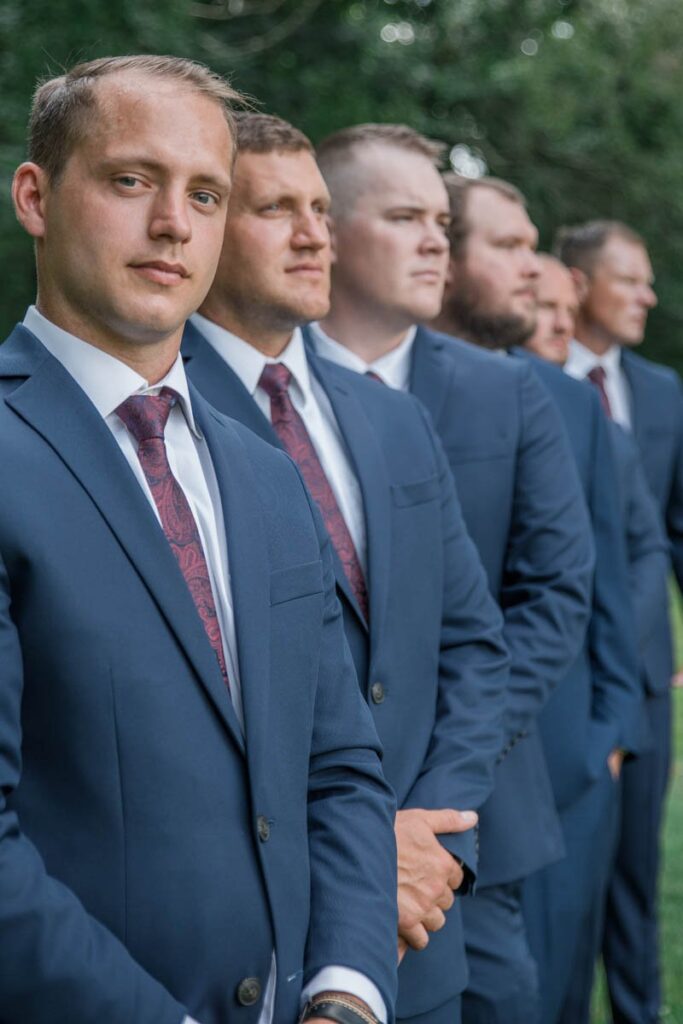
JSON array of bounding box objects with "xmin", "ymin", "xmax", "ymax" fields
[
  {"xmin": 12, "ymin": 162, "xmax": 50, "ymax": 239},
  {"xmin": 569, "ymin": 266, "xmax": 590, "ymax": 302}
]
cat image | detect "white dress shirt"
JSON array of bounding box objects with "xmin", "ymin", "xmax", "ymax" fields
[
  {"xmin": 564, "ymin": 338, "xmax": 632, "ymax": 429},
  {"xmin": 191, "ymin": 314, "xmax": 368, "ymax": 574},
  {"xmin": 24, "ymin": 307, "xmax": 386, "ymax": 1024},
  {"xmin": 309, "ymin": 321, "xmax": 417, "ymax": 393}
]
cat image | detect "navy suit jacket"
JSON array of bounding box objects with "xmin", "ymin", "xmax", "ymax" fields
[
  {"xmin": 410, "ymin": 328, "xmax": 594, "ymax": 883},
  {"xmin": 183, "ymin": 321, "xmax": 510, "ymax": 1017},
  {"xmin": 0, "ymin": 326, "xmax": 399, "ymax": 1024},
  {"xmin": 516, "ymin": 353, "xmax": 643, "ymax": 810},
  {"xmin": 621, "ymin": 347, "xmax": 683, "ymax": 692}
]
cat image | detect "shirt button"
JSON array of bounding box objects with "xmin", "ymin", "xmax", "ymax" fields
[
  {"xmin": 371, "ymin": 682, "xmax": 385, "ymax": 704},
  {"xmin": 257, "ymin": 815, "xmax": 270, "ymax": 842},
  {"xmin": 236, "ymin": 976, "xmax": 261, "ymax": 1006}
]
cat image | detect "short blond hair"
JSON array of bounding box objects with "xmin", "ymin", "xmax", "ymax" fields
[{"xmin": 28, "ymin": 55, "xmax": 243, "ymax": 182}]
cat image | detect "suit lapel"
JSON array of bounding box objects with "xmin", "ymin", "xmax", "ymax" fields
[
  {"xmin": 410, "ymin": 326, "xmax": 457, "ymax": 426},
  {"xmin": 3, "ymin": 326, "xmax": 245, "ymax": 753},
  {"xmin": 193, "ymin": 393, "xmax": 272, "ymax": 770},
  {"xmin": 307, "ymin": 352, "xmax": 392, "ymax": 651},
  {"xmin": 621, "ymin": 350, "xmax": 654, "ymax": 447},
  {"xmin": 182, "ymin": 321, "xmax": 280, "ymax": 447}
]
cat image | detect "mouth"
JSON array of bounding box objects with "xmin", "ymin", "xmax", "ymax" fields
[
  {"xmin": 286, "ymin": 264, "xmax": 325, "ymax": 277},
  {"xmin": 129, "ymin": 261, "xmax": 189, "ymax": 286},
  {"xmin": 412, "ymin": 270, "xmax": 444, "ymax": 284}
]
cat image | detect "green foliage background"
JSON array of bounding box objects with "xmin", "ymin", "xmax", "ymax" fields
[{"xmin": 2, "ymin": 0, "xmax": 683, "ymax": 374}]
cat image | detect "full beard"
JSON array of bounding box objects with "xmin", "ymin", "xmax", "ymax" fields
[{"xmin": 443, "ymin": 280, "xmax": 537, "ymax": 350}]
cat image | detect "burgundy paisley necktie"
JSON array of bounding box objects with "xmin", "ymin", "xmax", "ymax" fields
[
  {"xmin": 586, "ymin": 366, "xmax": 613, "ymax": 419},
  {"xmin": 116, "ymin": 387, "xmax": 231, "ymax": 689},
  {"xmin": 259, "ymin": 363, "xmax": 369, "ymax": 622}
]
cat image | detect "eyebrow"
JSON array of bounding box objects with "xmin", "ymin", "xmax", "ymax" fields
[{"xmin": 99, "ymin": 156, "xmax": 232, "ymax": 193}]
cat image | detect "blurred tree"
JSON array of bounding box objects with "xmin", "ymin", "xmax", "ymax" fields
[{"xmin": 2, "ymin": 0, "xmax": 682, "ymax": 374}]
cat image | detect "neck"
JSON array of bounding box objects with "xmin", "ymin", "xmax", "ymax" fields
[
  {"xmin": 574, "ymin": 315, "xmax": 618, "ymax": 357},
  {"xmin": 35, "ymin": 296, "xmax": 180, "ymax": 385},
  {"xmin": 198, "ymin": 296, "xmax": 294, "ymax": 358},
  {"xmin": 321, "ymin": 291, "xmax": 413, "ymax": 363}
]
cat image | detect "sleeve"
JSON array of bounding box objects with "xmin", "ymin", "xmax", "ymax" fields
[
  {"xmin": 618, "ymin": 429, "xmax": 670, "ymax": 651},
  {"xmin": 301, "ymin": 486, "xmax": 399, "ymax": 1023},
  {"xmin": 666, "ymin": 376, "xmax": 683, "ymax": 595},
  {"xmin": 586, "ymin": 403, "xmax": 642, "ymax": 755},
  {"xmin": 401, "ymin": 409, "xmax": 510, "ymax": 877},
  {"xmin": 0, "ymin": 550, "xmax": 187, "ymax": 1023},
  {"xmin": 499, "ymin": 364, "xmax": 594, "ymax": 739}
]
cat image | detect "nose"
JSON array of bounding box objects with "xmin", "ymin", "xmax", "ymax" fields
[
  {"xmin": 523, "ymin": 248, "xmax": 542, "ymax": 280},
  {"xmin": 420, "ymin": 219, "xmax": 449, "ymax": 255},
  {"xmin": 641, "ymin": 283, "xmax": 657, "ymax": 309},
  {"xmin": 148, "ymin": 187, "xmax": 192, "ymax": 245},
  {"xmin": 292, "ymin": 210, "xmax": 329, "ymax": 251}
]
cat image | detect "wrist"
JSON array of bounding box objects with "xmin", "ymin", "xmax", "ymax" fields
[{"xmin": 300, "ymin": 991, "xmax": 380, "ymax": 1024}]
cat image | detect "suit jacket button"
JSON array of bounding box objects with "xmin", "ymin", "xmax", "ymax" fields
[
  {"xmin": 237, "ymin": 976, "xmax": 261, "ymax": 1006},
  {"xmin": 371, "ymin": 682, "xmax": 385, "ymax": 704},
  {"xmin": 257, "ymin": 815, "xmax": 270, "ymax": 842}
]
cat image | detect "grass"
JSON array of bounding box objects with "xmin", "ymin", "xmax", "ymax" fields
[{"xmin": 590, "ymin": 587, "xmax": 683, "ymax": 1021}]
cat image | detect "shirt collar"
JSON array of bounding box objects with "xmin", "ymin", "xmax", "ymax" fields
[
  {"xmin": 309, "ymin": 322, "xmax": 417, "ymax": 390},
  {"xmin": 191, "ymin": 313, "xmax": 313, "ymax": 406},
  {"xmin": 23, "ymin": 305, "xmax": 200, "ymax": 437},
  {"xmin": 565, "ymin": 337, "xmax": 622, "ymax": 379}
]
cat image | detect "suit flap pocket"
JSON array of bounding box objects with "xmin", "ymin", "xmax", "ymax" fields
[
  {"xmin": 391, "ymin": 475, "xmax": 440, "ymax": 508},
  {"xmin": 270, "ymin": 560, "xmax": 323, "ymax": 606}
]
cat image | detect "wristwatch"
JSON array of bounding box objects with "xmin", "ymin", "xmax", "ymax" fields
[{"xmin": 300, "ymin": 994, "xmax": 381, "ymax": 1024}]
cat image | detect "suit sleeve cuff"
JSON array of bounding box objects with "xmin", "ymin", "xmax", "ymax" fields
[{"xmin": 301, "ymin": 967, "xmax": 387, "ymax": 1022}]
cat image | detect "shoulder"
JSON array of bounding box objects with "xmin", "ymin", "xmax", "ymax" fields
[
  {"xmin": 622, "ymin": 348, "xmax": 682, "ymax": 395},
  {"xmin": 419, "ymin": 326, "xmax": 528, "ymax": 385}
]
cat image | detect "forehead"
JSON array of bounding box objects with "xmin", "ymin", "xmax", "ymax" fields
[
  {"xmin": 234, "ymin": 148, "xmax": 329, "ymax": 197},
  {"xmin": 77, "ymin": 72, "xmax": 233, "ymax": 179},
  {"xmin": 538, "ymin": 261, "xmax": 577, "ymax": 302},
  {"xmin": 353, "ymin": 143, "xmax": 449, "ymax": 210},
  {"xmin": 597, "ymin": 236, "xmax": 652, "ymax": 276},
  {"xmin": 467, "ymin": 186, "xmax": 537, "ymax": 240}
]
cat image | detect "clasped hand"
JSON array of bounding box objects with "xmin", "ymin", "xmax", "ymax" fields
[{"xmin": 395, "ymin": 807, "xmax": 477, "ymax": 960}]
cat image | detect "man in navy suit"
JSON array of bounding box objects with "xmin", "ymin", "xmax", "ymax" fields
[
  {"xmin": 312, "ymin": 126, "xmax": 594, "ymax": 1024},
  {"xmin": 520, "ymin": 254, "xmax": 668, "ymax": 1023},
  {"xmin": 182, "ymin": 113, "xmax": 511, "ymax": 1024},
  {"xmin": 1, "ymin": 58, "xmax": 401, "ymax": 1024},
  {"xmin": 556, "ymin": 221, "xmax": 682, "ymax": 1024}
]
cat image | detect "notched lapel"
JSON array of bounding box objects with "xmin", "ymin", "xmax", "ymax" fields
[
  {"xmin": 196, "ymin": 399, "xmax": 272, "ymax": 773},
  {"xmin": 410, "ymin": 327, "xmax": 457, "ymax": 428},
  {"xmin": 4, "ymin": 339, "xmax": 245, "ymax": 754}
]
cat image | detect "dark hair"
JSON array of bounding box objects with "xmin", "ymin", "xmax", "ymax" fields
[
  {"xmin": 234, "ymin": 112, "xmax": 313, "ymax": 155},
  {"xmin": 442, "ymin": 174, "xmax": 527, "ymax": 257},
  {"xmin": 28, "ymin": 54, "xmax": 243, "ymax": 182},
  {"xmin": 553, "ymin": 220, "xmax": 647, "ymax": 275}
]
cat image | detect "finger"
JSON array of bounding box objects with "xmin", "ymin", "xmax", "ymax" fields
[
  {"xmin": 399, "ymin": 922, "xmax": 430, "ymax": 951},
  {"xmin": 436, "ymin": 885, "xmax": 455, "ymax": 912},
  {"xmin": 397, "ymin": 937, "xmax": 408, "ymax": 964},
  {"xmin": 422, "ymin": 906, "xmax": 447, "ymax": 933},
  {"xmin": 447, "ymin": 859, "xmax": 465, "ymax": 891},
  {"xmin": 419, "ymin": 808, "xmax": 478, "ymax": 834}
]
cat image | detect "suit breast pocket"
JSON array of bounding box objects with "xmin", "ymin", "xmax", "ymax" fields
[
  {"xmin": 269, "ymin": 559, "xmax": 324, "ymax": 606},
  {"xmin": 391, "ymin": 475, "xmax": 440, "ymax": 508}
]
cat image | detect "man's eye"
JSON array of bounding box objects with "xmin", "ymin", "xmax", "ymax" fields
[
  {"xmin": 116, "ymin": 176, "xmax": 139, "ymax": 188},
  {"xmin": 193, "ymin": 191, "xmax": 217, "ymax": 207}
]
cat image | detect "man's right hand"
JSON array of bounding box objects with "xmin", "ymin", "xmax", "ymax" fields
[{"xmin": 395, "ymin": 807, "xmax": 477, "ymax": 953}]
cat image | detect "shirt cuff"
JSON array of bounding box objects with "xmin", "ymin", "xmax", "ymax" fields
[{"xmin": 301, "ymin": 966, "xmax": 387, "ymax": 1023}]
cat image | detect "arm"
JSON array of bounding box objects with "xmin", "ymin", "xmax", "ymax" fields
[
  {"xmin": 0, "ymin": 551, "xmax": 187, "ymax": 1023},
  {"xmin": 617, "ymin": 427, "xmax": 670, "ymax": 651},
  {"xmin": 303, "ymin": 497, "xmax": 398, "ymax": 1023},
  {"xmin": 500, "ymin": 365, "xmax": 594, "ymax": 738},
  {"xmin": 401, "ymin": 409, "xmax": 509, "ymax": 875},
  {"xmin": 586, "ymin": 404, "xmax": 642, "ymax": 755},
  {"xmin": 666, "ymin": 378, "xmax": 683, "ymax": 595}
]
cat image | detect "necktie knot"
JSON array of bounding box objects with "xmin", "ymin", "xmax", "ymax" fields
[
  {"xmin": 365, "ymin": 369, "xmax": 385, "ymax": 385},
  {"xmin": 116, "ymin": 386, "xmax": 178, "ymax": 445},
  {"xmin": 587, "ymin": 365, "xmax": 607, "ymax": 387},
  {"xmin": 259, "ymin": 362, "xmax": 292, "ymax": 399}
]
